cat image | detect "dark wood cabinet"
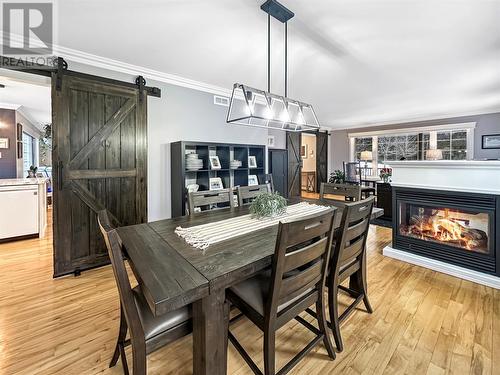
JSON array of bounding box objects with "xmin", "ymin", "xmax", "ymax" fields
[
  {"xmin": 376, "ymin": 182, "xmax": 392, "ymax": 221},
  {"xmin": 171, "ymin": 141, "xmax": 266, "ymax": 217}
]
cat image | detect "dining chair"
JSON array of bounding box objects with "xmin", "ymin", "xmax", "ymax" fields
[
  {"xmin": 320, "ymin": 182, "xmax": 362, "ymax": 202},
  {"xmin": 188, "ymin": 188, "xmax": 234, "ymax": 215},
  {"xmin": 324, "ymin": 197, "xmax": 375, "ymax": 352},
  {"xmin": 97, "ymin": 210, "xmax": 192, "ymax": 375},
  {"xmin": 343, "ymin": 161, "xmax": 360, "ymax": 184},
  {"xmin": 236, "ymin": 184, "xmax": 271, "ymax": 206},
  {"xmin": 226, "ymin": 209, "xmax": 337, "ymax": 375},
  {"xmin": 263, "ymin": 174, "xmax": 275, "ymax": 193}
]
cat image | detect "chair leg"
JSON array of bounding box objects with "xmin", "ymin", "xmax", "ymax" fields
[
  {"xmin": 132, "ymin": 339, "xmax": 147, "ymax": 375},
  {"xmin": 263, "ymin": 330, "xmax": 276, "ymax": 375},
  {"xmin": 359, "ymin": 256, "xmax": 373, "ymax": 314},
  {"xmin": 110, "ymin": 306, "xmax": 128, "ymax": 368},
  {"xmin": 327, "ymin": 275, "xmax": 343, "ymax": 352},
  {"xmin": 316, "ymin": 296, "xmax": 336, "ymax": 360}
]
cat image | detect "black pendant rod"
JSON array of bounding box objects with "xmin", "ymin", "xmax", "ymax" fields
[
  {"xmin": 285, "ymin": 21, "xmax": 288, "ymax": 97},
  {"xmin": 268, "ymin": 14, "xmax": 271, "ymax": 92}
]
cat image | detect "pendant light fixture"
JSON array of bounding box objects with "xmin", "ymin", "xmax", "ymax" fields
[{"xmin": 226, "ymin": 0, "xmax": 320, "ymax": 132}]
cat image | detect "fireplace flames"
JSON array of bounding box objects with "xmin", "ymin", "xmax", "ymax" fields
[{"xmin": 400, "ymin": 208, "xmax": 488, "ymax": 252}]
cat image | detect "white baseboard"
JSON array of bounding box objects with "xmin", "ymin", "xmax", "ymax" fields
[{"xmin": 383, "ymin": 246, "xmax": 500, "ymax": 290}]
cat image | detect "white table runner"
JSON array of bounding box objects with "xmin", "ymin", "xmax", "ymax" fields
[{"xmin": 175, "ymin": 202, "xmax": 331, "ymax": 250}]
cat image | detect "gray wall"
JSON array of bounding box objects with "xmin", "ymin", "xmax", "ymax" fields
[
  {"xmin": 70, "ymin": 62, "xmax": 268, "ymax": 220},
  {"xmin": 0, "ymin": 109, "xmax": 17, "ymax": 178},
  {"xmin": 331, "ymin": 112, "xmax": 500, "ymax": 170}
]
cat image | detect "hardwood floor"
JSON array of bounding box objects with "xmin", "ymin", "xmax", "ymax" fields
[{"xmin": 0, "ymin": 211, "xmax": 498, "ymax": 375}]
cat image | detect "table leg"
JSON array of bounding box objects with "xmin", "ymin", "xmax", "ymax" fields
[{"xmin": 193, "ymin": 288, "xmax": 229, "ymax": 375}]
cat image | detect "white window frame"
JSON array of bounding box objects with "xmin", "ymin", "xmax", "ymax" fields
[{"xmin": 348, "ymin": 122, "xmax": 476, "ymax": 163}]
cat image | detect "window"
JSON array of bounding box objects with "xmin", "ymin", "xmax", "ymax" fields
[
  {"xmin": 349, "ymin": 123, "xmax": 474, "ymax": 168},
  {"xmin": 22, "ymin": 132, "xmax": 35, "ymax": 176}
]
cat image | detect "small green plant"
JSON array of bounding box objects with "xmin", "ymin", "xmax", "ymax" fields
[
  {"xmin": 329, "ymin": 169, "xmax": 345, "ymax": 183},
  {"xmin": 249, "ymin": 192, "xmax": 287, "ymax": 218}
]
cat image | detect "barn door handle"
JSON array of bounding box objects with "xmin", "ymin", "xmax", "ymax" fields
[{"xmin": 58, "ymin": 161, "xmax": 63, "ymax": 190}]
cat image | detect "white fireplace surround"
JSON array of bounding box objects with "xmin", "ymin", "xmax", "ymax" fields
[
  {"xmin": 387, "ymin": 160, "xmax": 500, "ymax": 195},
  {"xmin": 383, "ymin": 160, "xmax": 500, "ymax": 289}
]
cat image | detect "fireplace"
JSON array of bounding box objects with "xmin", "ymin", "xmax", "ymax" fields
[{"xmin": 393, "ymin": 187, "xmax": 499, "ymax": 276}]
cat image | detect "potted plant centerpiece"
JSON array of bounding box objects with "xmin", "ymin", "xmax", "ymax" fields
[{"xmin": 249, "ymin": 192, "xmax": 287, "ymax": 218}]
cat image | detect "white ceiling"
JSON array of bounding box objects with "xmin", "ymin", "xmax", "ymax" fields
[
  {"xmin": 7, "ymin": 0, "xmax": 500, "ymax": 129},
  {"xmin": 0, "ymin": 71, "xmax": 51, "ymax": 128}
]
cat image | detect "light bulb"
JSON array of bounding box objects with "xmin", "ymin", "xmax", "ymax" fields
[
  {"xmin": 297, "ymin": 111, "xmax": 305, "ymax": 124},
  {"xmin": 263, "ymin": 107, "xmax": 273, "ymax": 119},
  {"xmin": 280, "ymin": 109, "xmax": 290, "ymax": 122}
]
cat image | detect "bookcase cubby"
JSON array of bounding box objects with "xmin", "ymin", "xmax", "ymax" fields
[{"xmin": 171, "ymin": 141, "xmax": 266, "ymax": 217}]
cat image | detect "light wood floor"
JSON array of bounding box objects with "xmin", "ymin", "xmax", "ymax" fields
[{"xmin": 0, "ymin": 211, "xmax": 499, "ymax": 375}]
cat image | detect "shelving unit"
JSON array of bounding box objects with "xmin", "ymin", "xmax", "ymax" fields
[{"xmin": 171, "ymin": 141, "xmax": 266, "ymax": 217}]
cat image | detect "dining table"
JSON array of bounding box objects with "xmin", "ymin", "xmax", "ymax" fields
[{"xmin": 116, "ymin": 198, "xmax": 384, "ymax": 375}]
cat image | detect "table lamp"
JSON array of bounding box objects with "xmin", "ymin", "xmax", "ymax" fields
[{"xmin": 426, "ymin": 149, "xmax": 443, "ymax": 160}]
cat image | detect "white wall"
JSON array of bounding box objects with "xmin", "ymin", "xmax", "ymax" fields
[
  {"xmin": 15, "ymin": 111, "xmax": 41, "ymax": 178},
  {"xmin": 69, "ymin": 62, "xmax": 268, "ymax": 220}
]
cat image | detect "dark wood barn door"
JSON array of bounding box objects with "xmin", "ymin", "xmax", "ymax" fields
[
  {"xmin": 52, "ymin": 74, "xmax": 147, "ymax": 277},
  {"xmin": 316, "ymin": 131, "xmax": 328, "ymax": 191},
  {"xmin": 286, "ymin": 132, "xmax": 302, "ymax": 198},
  {"xmin": 268, "ymin": 149, "xmax": 288, "ymax": 198}
]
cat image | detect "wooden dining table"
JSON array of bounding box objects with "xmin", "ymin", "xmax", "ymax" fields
[{"xmin": 116, "ymin": 198, "xmax": 383, "ymax": 375}]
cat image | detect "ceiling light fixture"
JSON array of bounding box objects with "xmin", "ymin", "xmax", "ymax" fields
[{"xmin": 226, "ymin": 0, "xmax": 320, "ymax": 132}]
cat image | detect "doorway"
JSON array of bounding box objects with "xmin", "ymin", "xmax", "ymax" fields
[{"xmin": 301, "ymin": 133, "xmax": 317, "ymax": 196}]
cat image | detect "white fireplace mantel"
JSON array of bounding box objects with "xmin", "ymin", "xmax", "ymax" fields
[{"xmin": 387, "ymin": 160, "xmax": 500, "ymax": 195}]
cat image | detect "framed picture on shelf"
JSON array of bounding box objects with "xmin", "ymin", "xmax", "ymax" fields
[
  {"xmin": 209, "ymin": 177, "xmax": 224, "ymax": 190},
  {"xmin": 482, "ymin": 134, "xmax": 500, "ymax": 149},
  {"xmin": 209, "ymin": 155, "xmax": 222, "ymax": 169},
  {"xmin": 17, "ymin": 123, "xmax": 23, "ymax": 141},
  {"xmin": 248, "ymin": 155, "xmax": 257, "ymax": 168},
  {"xmin": 248, "ymin": 175, "xmax": 258, "ymax": 186}
]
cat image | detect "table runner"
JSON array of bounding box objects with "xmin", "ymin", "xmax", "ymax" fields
[{"xmin": 175, "ymin": 202, "xmax": 331, "ymax": 250}]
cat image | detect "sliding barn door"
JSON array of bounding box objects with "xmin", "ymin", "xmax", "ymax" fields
[
  {"xmin": 52, "ymin": 74, "xmax": 147, "ymax": 277},
  {"xmin": 286, "ymin": 132, "xmax": 302, "ymax": 198},
  {"xmin": 316, "ymin": 131, "xmax": 328, "ymax": 192}
]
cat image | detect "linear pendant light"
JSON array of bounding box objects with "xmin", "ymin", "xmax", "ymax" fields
[{"xmin": 226, "ymin": 0, "xmax": 320, "ymax": 132}]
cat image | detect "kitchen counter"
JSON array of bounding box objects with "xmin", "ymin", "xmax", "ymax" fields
[
  {"xmin": 0, "ymin": 178, "xmax": 48, "ymax": 240},
  {"xmin": 0, "ymin": 178, "xmax": 49, "ymax": 186}
]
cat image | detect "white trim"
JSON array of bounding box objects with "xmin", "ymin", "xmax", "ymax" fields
[
  {"xmin": 387, "ymin": 160, "xmax": 500, "ymax": 168},
  {"xmin": 348, "ymin": 122, "xmax": 476, "ymax": 138},
  {"xmin": 383, "ymin": 246, "xmax": 500, "ymax": 290},
  {"xmin": 390, "ymin": 182, "xmax": 500, "ymax": 195},
  {"xmin": 1, "ymin": 31, "xmax": 232, "ymax": 96},
  {"xmin": 0, "ymin": 102, "xmax": 21, "ymax": 110}
]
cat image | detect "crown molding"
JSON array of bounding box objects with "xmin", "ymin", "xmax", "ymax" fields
[
  {"xmin": 53, "ymin": 45, "xmax": 232, "ymax": 97},
  {"xmin": 0, "ymin": 102, "xmax": 21, "ymax": 110},
  {"xmin": 1, "ymin": 31, "xmax": 232, "ymax": 97}
]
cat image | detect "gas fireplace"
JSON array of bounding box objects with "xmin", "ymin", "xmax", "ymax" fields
[{"xmin": 393, "ymin": 187, "xmax": 499, "ymax": 277}]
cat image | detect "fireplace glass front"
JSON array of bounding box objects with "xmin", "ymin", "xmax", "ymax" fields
[{"xmin": 398, "ymin": 202, "xmax": 491, "ymax": 254}]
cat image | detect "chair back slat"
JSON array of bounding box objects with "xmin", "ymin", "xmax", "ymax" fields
[
  {"xmin": 339, "ymin": 236, "xmax": 364, "ymax": 264},
  {"xmin": 331, "ymin": 197, "xmax": 374, "ymax": 273},
  {"xmin": 237, "ymin": 184, "xmax": 271, "ymax": 206},
  {"xmin": 320, "ymin": 182, "xmax": 361, "ymax": 202},
  {"xmin": 188, "ymin": 188, "xmax": 234, "ymax": 215},
  {"xmin": 266, "ymin": 209, "xmax": 336, "ymax": 319},
  {"xmin": 278, "ymin": 260, "xmax": 323, "ymax": 304},
  {"xmin": 283, "ymin": 237, "xmax": 328, "ymax": 273},
  {"xmin": 97, "ymin": 210, "xmax": 144, "ymax": 337}
]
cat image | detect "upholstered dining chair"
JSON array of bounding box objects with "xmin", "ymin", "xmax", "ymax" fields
[
  {"xmin": 320, "ymin": 182, "xmax": 362, "ymax": 202},
  {"xmin": 226, "ymin": 209, "xmax": 337, "ymax": 375},
  {"xmin": 236, "ymin": 184, "xmax": 271, "ymax": 206},
  {"xmin": 322, "ymin": 197, "xmax": 375, "ymax": 352},
  {"xmin": 188, "ymin": 188, "xmax": 234, "ymax": 216},
  {"xmin": 97, "ymin": 210, "xmax": 192, "ymax": 375}
]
